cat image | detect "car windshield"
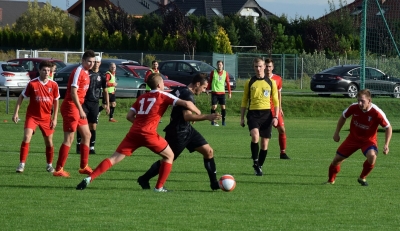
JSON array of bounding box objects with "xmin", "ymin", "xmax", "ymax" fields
[
  {"xmin": 321, "ymin": 66, "xmax": 356, "ymax": 75},
  {"xmin": 2, "ymin": 64, "xmax": 26, "ymax": 72},
  {"xmin": 189, "ymin": 62, "xmax": 215, "ymax": 72}
]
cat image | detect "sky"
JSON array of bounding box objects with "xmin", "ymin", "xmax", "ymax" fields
[{"xmin": 40, "ymin": 0, "xmax": 354, "ymax": 20}]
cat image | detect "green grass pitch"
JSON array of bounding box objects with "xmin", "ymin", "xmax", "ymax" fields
[{"xmin": 1, "ymin": 110, "xmax": 400, "ymax": 230}]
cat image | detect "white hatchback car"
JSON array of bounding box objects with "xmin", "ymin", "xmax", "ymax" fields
[{"xmin": 0, "ymin": 62, "xmax": 30, "ymax": 96}]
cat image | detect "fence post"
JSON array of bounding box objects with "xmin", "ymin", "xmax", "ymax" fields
[
  {"xmin": 6, "ymin": 87, "xmax": 9, "ymax": 114},
  {"xmin": 141, "ymin": 53, "xmax": 144, "ymax": 65},
  {"xmin": 16, "ymin": 49, "xmax": 20, "ymax": 58},
  {"xmin": 301, "ymin": 58, "xmax": 304, "ymax": 90},
  {"xmin": 64, "ymin": 52, "xmax": 68, "ymax": 63},
  {"xmin": 184, "ymin": 54, "xmax": 185, "ymax": 60}
]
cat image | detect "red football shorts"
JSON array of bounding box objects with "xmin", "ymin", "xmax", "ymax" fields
[
  {"xmin": 116, "ymin": 132, "xmax": 168, "ymax": 156},
  {"xmin": 61, "ymin": 102, "xmax": 88, "ymax": 132},
  {"xmin": 24, "ymin": 116, "xmax": 54, "ymax": 137},
  {"xmin": 336, "ymin": 137, "xmax": 378, "ymax": 158}
]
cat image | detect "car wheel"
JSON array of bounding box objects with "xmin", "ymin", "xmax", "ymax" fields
[
  {"xmin": 392, "ymin": 85, "xmax": 400, "ymax": 98},
  {"xmin": 137, "ymin": 85, "xmax": 146, "ymax": 98},
  {"xmin": 345, "ymin": 84, "xmax": 358, "ymax": 98}
]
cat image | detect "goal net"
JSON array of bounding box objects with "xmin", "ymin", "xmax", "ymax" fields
[{"xmin": 359, "ymin": 0, "xmax": 400, "ymax": 96}]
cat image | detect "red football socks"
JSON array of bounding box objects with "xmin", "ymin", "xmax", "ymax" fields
[
  {"xmin": 80, "ymin": 144, "xmax": 90, "ymax": 169},
  {"xmin": 155, "ymin": 161, "xmax": 172, "ymax": 189},
  {"xmin": 360, "ymin": 160, "xmax": 374, "ymax": 179},
  {"xmin": 46, "ymin": 146, "xmax": 54, "ymax": 164},
  {"xmin": 20, "ymin": 142, "xmax": 30, "ymax": 163},
  {"xmin": 279, "ymin": 133, "xmax": 286, "ymax": 154},
  {"xmin": 328, "ymin": 163, "xmax": 340, "ymax": 182},
  {"xmin": 89, "ymin": 158, "xmax": 113, "ymax": 181},
  {"xmin": 55, "ymin": 144, "xmax": 70, "ymax": 171}
]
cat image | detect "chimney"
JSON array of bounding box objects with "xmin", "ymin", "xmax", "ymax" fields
[
  {"xmin": 0, "ymin": 8, "xmax": 2, "ymax": 23},
  {"xmin": 162, "ymin": 0, "xmax": 168, "ymax": 5}
]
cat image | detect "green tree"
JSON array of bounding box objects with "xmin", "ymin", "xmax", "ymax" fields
[
  {"xmin": 85, "ymin": 7, "xmax": 105, "ymax": 35},
  {"xmin": 215, "ymin": 26, "xmax": 232, "ymax": 54},
  {"xmin": 273, "ymin": 23, "xmax": 297, "ymax": 54},
  {"xmin": 13, "ymin": 0, "xmax": 75, "ymax": 37}
]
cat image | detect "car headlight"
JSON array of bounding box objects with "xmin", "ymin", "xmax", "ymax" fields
[{"xmin": 164, "ymin": 86, "xmax": 171, "ymax": 90}]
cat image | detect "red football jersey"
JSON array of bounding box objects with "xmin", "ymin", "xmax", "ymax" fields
[
  {"xmin": 271, "ymin": 74, "xmax": 282, "ymax": 91},
  {"xmin": 22, "ymin": 78, "xmax": 60, "ymax": 120},
  {"xmin": 129, "ymin": 90, "xmax": 178, "ymax": 134},
  {"xmin": 343, "ymin": 103, "xmax": 390, "ymax": 142},
  {"xmin": 64, "ymin": 65, "xmax": 90, "ymax": 104}
]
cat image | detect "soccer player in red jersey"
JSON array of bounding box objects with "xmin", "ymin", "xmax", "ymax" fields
[
  {"xmin": 266, "ymin": 58, "xmax": 290, "ymax": 159},
  {"xmin": 326, "ymin": 89, "xmax": 392, "ymax": 186},
  {"xmin": 53, "ymin": 50, "xmax": 96, "ymax": 177},
  {"xmin": 76, "ymin": 73, "xmax": 201, "ymax": 192},
  {"xmin": 12, "ymin": 61, "xmax": 60, "ymax": 173}
]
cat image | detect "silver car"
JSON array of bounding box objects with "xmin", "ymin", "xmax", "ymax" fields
[{"xmin": 0, "ymin": 62, "xmax": 30, "ymax": 96}]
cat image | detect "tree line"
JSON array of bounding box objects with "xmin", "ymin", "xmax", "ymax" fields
[{"xmin": 0, "ymin": 0, "xmax": 370, "ymax": 59}]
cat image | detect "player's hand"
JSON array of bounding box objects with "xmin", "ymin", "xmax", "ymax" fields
[
  {"xmin": 114, "ymin": 83, "xmax": 118, "ymax": 87},
  {"xmin": 272, "ymin": 117, "xmax": 278, "ymax": 127},
  {"xmin": 105, "ymin": 105, "xmax": 110, "ymax": 115},
  {"xmin": 12, "ymin": 114, "xmax": 19, "ymax": 123},
  {"xmin": 333, "ymin": 133, "xmax": 340, "ymax": 142},
  {"xmin": 240, "ymin": 119, "xmax": 245, "ymax": 127},
  {"xmin": 50, "ymin": 119, "xmax": 57, "ymax": 129},
  {"xmin": 208, "ymin": 113, "xmax": 221, "ymax": 121},
  {"xmin": 383, "ymin": 145, "xmax": 389, "ymax": 155},
  {"xmin": 280, "ymin": 109, "xmax": 284, "ymax": 117},
  {"xmin": 228, "ymin": 93, "xmax": 232, "ymax": 99},
  {"xmin": 205, "ymin": 91, "xmax": 209, "ymax": 95},
  {"xmin": 79, "ymin": 110, "xmax": 87, "ymax": 119}
]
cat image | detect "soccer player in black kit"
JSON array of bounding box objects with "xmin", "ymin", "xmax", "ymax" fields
[
  {"xmin": 76, "ymin": 56, "xmax": 109, "ymax": 154},
  {"xmin": 137, "ymin": 73, "xmax": 222, "ymax": 190}
]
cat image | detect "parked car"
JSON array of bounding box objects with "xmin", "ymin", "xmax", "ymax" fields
[
  {"xmin": 54, "ymin": 63, "xmax": 146, "ymax": 98},
  {"xmin": 123, "ymin": 65, "xmax": 186, "ymax": 92},
  {"xmin": 310, "ymin": 65, "xmax": 400, "ymax": 98},
  {"xmin": 158, "ymin": 60, "xmax": 236, "ymax": 90},
  {"xmin": 0, "ymin": 62, "xmax": 30, "ymax": 96},
  {"xmin": 7, "ymin": 58, "xmax": 66, "ymax": 79}
]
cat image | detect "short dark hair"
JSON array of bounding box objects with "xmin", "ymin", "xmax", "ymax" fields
[
  {"xmin": 191, "ymin": 73, "xmax": 208, "ymax": 85},
  {"xmin": 147, "ymin": 73, "xmax": 163, "ymax": 89},
  {"xmin": 39, "ymin": 61, "xmax": 53, "ymax": 70},
  {"xmin": 82, "ymin": 50, "xmax": 95, "ymax": 60},
  {"xmin": 152, "ymin": 60, "xmax": 158, "ymax": 65},
  {"xmin": 265, "ymin": 58, "xmax": 274, "ymax": 65},
  {"xmin": 216, "ymin": 60, "xmax": 224, "ymax": 65}
]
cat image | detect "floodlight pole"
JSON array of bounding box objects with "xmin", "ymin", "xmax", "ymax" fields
[{"xmin": 81, "ymin": 0, "xmax": 85, "ymax": 52}]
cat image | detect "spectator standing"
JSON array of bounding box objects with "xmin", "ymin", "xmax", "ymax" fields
[{"xmin": 99, "ymin": 63, "xmax": 117, "ymax": 122}]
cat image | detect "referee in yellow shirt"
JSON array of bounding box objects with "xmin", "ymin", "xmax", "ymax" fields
[{"xmin": 240, "ymin": 57, "xmax": 279, "ymax": 176}]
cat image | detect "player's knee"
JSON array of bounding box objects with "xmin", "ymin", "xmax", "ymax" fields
[{"xmin": 203, "ymin": 147, "xmax": 214, "ymax": 159}]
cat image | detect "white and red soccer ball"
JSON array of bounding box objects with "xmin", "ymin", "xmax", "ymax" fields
[{"xmin": 218, "ymin": 174, "xmax": 236, "ymax": 192}]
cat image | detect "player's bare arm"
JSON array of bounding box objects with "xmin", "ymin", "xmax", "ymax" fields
[
  {"xmin": 12, "ymin": 94, "xmax": 24, "ymax": 123},
  {"xmin": 176, "ymin": 99, "xmax": 201, "ymax": 115},
  {"xmin": 103, "ymin": 88, "xmax": 110, "ymax": 115},
  {"xmin": 182, "ymin": 109, "xmax": 221, "ymax": 122},
  {"xmin": 71, "ymin": 87, "xmax": 86, "ymax": 119},
  {"xmin": 51, "ymin": 99, "xmax": 59, "ymax": 129},
  {"xmin": 383, "ymin": 125, "xmax": 392, "ymax": 155},
  {"xmin": 126, "ymin": 109, "xmax": 136, "ymax": 123},
  {"xmin": 333, "ymin": 115, "xmax": 347, "ymax": 142},
  {"xmin": 240, "ymin": 107, "xmax": 246, "ymax": 127}
]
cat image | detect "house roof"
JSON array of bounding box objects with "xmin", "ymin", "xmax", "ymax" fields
[
  {"xmin": 0, "ymin": 1, "xmax": 47, "ymax": 27},
  {"xmin": 67, "ymin": 0, "xmax": 159, "ymax": 16},
  {"xmin": 155, "ymin": 0, "xmax": 276, "ymax": 19}
]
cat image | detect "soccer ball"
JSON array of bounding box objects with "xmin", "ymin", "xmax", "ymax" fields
[{"xmin": 218, "ymin": 174, "xmax": 236, "ymax": 192}]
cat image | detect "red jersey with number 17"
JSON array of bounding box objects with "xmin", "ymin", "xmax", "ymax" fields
[
  {"xmin": 129, "ymin": 90, "xmax": 179, "ymax": 134},
  {"xmin": 64, "ymin": 65, "xmax": 90, "ymax": 104},
  {"xmin": 22, "ymin": 78, "xmax": 60, "ymax": 120},
  {"xmin": 343, "ymin": 103, "xmax": 390, "ymax": 142}
]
